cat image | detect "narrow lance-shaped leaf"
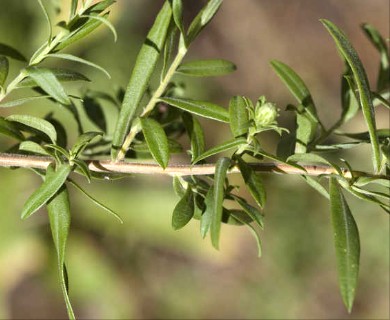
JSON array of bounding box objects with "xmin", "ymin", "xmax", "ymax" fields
[
  {"xmin": 170, "ymin": 0, "xmax": 185, "ymax": 36},
  {"xmin": 361, "ymin": 23, "xmax": 389, "ymax": 91},
  {"xmin": 0, "ymin": 95, "xmax": 51, "ymax": 108},
  {"xmin": 71, "ymin": 131, "xmax": 102, "ymax": 157},
  {"xmin": 271, "ymin": 60, "xmax": 319, "ymax": 153},
  {"xmin": 140, "ymin": 117, "xmax": 170, "ymax": 169},
  {"xmin": 46, "ymin": 184, "xmax": 75, "ymax": 320},
  {"xmin": 24, "ymin": 67, "xmax": 71, "ymax": 105},
  {"xmin": 177, "ymin": 59, "xmax": 236, "ymax": 77},
  {"xmin": 7, "ymin": 114, "xmax": 57, "ymax": 144},
  {"xmin": 19, "ymin": 141, "xmax": 50, "ymax": 156},
  {"xmin": 193, "ymin": 137, "xmax": 246, "ymax": 164},
  {"xmin": 229, "ymin": 95, "xmax": 249, "ymax": 138},
  {"xmin": 182, "ymin": 112, "xmax": 205, "ymax": 162},
  {"xmin": 68, "ymin": 179, "xmax": 123, "ymax": 223},
  {"xmin": 79, "ymin": 14, "xmax": 117, "ymax": 42},
  {"xmin": 172, "ymin": 186, "xmax": 194, "ymax": 230},
  {"xmin": 17, "ymin": 68, "xmax": 90, "ymax": 88},
  {"xmin": 111, "ymin": 2, "xmax": 172, "ymax": 159},
  {"xmin": 230, "ymin": 212, "xmax": 262, "ymax": 257},
  {"xmin": 211, "ymin": 157, "xmax": 231, "ymax": 249},
  {"xmin": 0, "ymin": 116, "xmax": 24, "ymax": 141},
  {"xmin": 200, "ymin": 186, "xmax": 214, "ymax": 238},
  {"xmin": 321, "ymin": 19, "xmax": 381, "ymax": 173},
  {"xmin": 46, "ymin": 53, "xmax": 111, "ymax": 78},
  {"xmin": 38, "ymin": 0, "xmax": 52, "ymax": 44},
  {"xmin": 237, "ymin": 157, "xmax": 266, "ymax": 208},
  {"xmin": 340, "ymin": 70, "xmax": 359, "ymax": 124},
  {"xmin": 55, "ymin": 13, "xmax": 110, "ymax": 51},
  {"xmin": 0, "ymin": 43, "xmax": 26, "ymax": 61},
  {"xmin": 160, "ymin": 97, "xmax": 229, "ymax": 123},
  {"xmin": 329, "ymin": 177, "xmax": 360, "ymax": 313},
  {"xmin": 21, "ymin": 163, "xmax": 72, "ymax": 219},
  {"xmin": 187, "ymin": 0, "xmax": 223, "ymax": 45},
  {"xmin": 0, "ymin": 56, "xmax": 9, "ymax": 87}
]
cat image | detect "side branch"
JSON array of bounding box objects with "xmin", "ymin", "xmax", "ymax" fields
[{"xmin": 0, "ymin": 153, "xmax": 386, "ymax": 179}]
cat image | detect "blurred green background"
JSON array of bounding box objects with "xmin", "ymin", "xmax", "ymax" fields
[{"xmin": 0, "ymin": 0, "xmax": 389, "ymax": 319}]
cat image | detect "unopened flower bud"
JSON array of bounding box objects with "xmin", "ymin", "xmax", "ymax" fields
[{"xmin": 255, "ymin": 101, "xmax": 278, "ymax": 127}]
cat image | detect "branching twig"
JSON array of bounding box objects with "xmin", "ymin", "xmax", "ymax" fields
[{"xmin": 1, "ymin": 153, "xmax": 387, "ymax": 179}]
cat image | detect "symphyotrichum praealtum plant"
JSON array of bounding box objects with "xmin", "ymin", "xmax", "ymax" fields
[{"xmin": 0, "ymin": 0, "xmax": 389, "ymax": 319}]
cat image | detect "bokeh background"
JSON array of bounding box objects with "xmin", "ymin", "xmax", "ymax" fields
[{"xmin": 0, "ymin": 0, "xmax": 389, "ymax": 319}]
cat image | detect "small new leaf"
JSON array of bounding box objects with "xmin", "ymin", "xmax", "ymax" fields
[
  {"xmin": 172, "ymin": 186, "xmax": 194, "ymax": 230},
  {"xmin": 140, "ymin": 117, "xmax": 170, "ymax": 169}
]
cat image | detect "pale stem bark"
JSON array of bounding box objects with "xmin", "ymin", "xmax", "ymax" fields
[{"xmin": 1, "ymin": 153, "xmax": 387, "ymax": 180}]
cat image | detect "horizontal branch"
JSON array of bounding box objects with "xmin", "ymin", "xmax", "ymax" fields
[{"xmin": 0, "ymin": 153, "xmax": 385, "ymax": 179}]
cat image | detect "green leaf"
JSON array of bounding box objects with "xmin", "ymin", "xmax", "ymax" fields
[
  {"xmin": 37, "ymin": 0, "xmax": 52, "ymax": 45},
  {"xmin": 71, "ymin": 131, "xmax": 102, "ymax": 157},
  {"xmin": 68, "ymin": 179, "xmax": 123, "ymax": 223},
  {"xmin": 79, "ymin": 14, "xmax": 117, "ymax": 42},
  {"xmin": 321, "ymin": 19, "xmax": 381, "ymax": 173},
  {"xmin": 0, "ymin": 43, "xmax": 26, "ymax": 61},
  {"xmin": 232, "ymin": 195, "xmax": 264, "ymax": 229},
  {"xmin": 270, "ymin": 60, "xmax": 317, "ymax": 116},
  {"xmin": 17, "ymin": 68, "xmax": 90, "ymax": 88},
  {"xmin": 21, "ymin": 163, "xmax": 72, "ymax": 219},
  {"xmin": 111, "ymin": 2, "xmax": 172, "ymax": 159},
  {"xmin": 182, "ymin": 112, "xmax": 205, "ymax": 162},
  {"xmin": 46, "ymin": 184, "xmax": 75, "ymax": 320},
  {"xmin": 24, "ymin": 67, "xmax": 71, "ymax": 105},
  {"xmin": 132, "ymin": 139, "xmax": 182, "ymax": 154},
  {"xmin": 82, "ymin": 96, "xmax": 107, "ymax": 132},
  {"xmin": 0, "ymin": 56, "xmax": 9, "ymax": 87},
  {"xmin": 361, "ymin": 23, "xmax": 389, "ymax": 91},
  {"xmin": 329, "ymin": 177, "xmax": 360, "ymax": 313},
  {"xmin": 211, "ymin": 157, "xmax": 231, "ymax": 249},
  {"xmin": 0, "ymin": 116, "xmax": 24, "ymax": 141},
  {"xmin": 140, "ymin": 117, "xmax": 170, "ymax": 169},
  {"xmin": 193, "ymin": 137, "xmax": 246, "ymax": 164},
  {"xmin": 270, "ymin": 60, "xmax": 319, "ymax": 152},
  {"xmin": 160, "ymin": 97, "xmax": 229, "ymax": 123},
  {"xmin": 172, "ymin": 186, "xmax": 194, "ymax": 230},
  {"xmin": 177, "ymin": 59, "xmax": 236, "ymax": 77},
  {"xmin": 170, "ymin": 0, "xmax": 185, "ymax": 36},
  {"xmin": 7, "ymin": 114, "xmax": 57, "ymax": 144},
  {"xmin": 19, "ymin": 141, "xmax": 50, "ymax": 156},
  {"xmin": 301, "ymin": 175, "xmax": 330, "ymax": 199},
  {"xmin": 200, "ymin": 186, "xmax": 214, "ymax": 238},
  {"xmin": 172, "ymin": 176, "xmax": 186, "ymax": 198},
  {"xmin": 46, "ymin": 53, "xmax": 111, "ymax": 78},
  {"xmin": 69, "ymin": 0, "xmax": 78, "ymax": 19},
  {"xmin": 237, "ymin": 157, "xmax": 266, "ymax": 208},
  {"xmin": 229, "ymin": 96, "xmax": 250, "ymax": 138},
  {"xmin": 187, "ymin": 0, "xmax": 223, "ymax": 44},
  {"xmin": 55, "ymin": 13, "xmax": 110, "ymax": 51},
  {"xmin": 0, "ymin": 95, "xmax": 51, "ymax": 108},
  {"xmin": 287, "ymin": 152, "xmax": 339, "ymax": 172},
  {"xmin": 340, "ymin": 71, "xmax": 360, "ymax": 124},
  {"xmin": 230, "ymin": 211, "xmax": 262, "ymax": 257}
]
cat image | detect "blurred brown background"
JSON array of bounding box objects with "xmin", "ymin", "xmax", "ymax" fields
[{"xmin": 0, "ymin": 0, "xmax": 389, "ymax": 319}]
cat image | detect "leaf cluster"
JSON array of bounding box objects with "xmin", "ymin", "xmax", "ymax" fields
[{"xmin": 0, "ymin": 1, "xmax": 389, "ymax": 318}]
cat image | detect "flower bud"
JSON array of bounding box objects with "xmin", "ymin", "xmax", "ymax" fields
[{"xmin": 255, "ymin": 100, "xmax": 278, "ymax": 127}]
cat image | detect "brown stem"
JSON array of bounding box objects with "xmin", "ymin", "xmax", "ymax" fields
[{"xmin": 1, "ymin": 152, "xmax": 388, "ymax": 180}]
